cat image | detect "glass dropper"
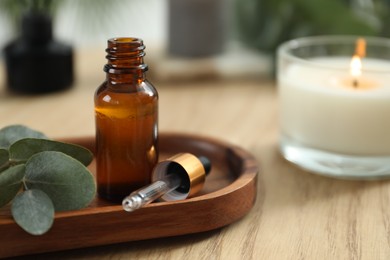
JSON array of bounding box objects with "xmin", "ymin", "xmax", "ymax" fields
[{"xmin": 122, "ymin": 174, "xmax": 181, "ymax": 212}]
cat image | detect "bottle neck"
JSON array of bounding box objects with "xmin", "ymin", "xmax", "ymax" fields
[{"xmin": 104, "ymin": 38, "xmax": 148, "ymax": 85}]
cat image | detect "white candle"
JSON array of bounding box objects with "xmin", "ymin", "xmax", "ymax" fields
[{"xmin": 279, "ymin": 57, "xmax": 390, "ymax": 155}]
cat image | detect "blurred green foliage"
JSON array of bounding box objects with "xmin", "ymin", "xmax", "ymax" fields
[
  {"xmin": 0, "ymin": 0, "xmax": 60, "ymax": 27},
  {"xmin": 0, "ymin": 0, "xmax": 121, "ymax": 33},
  {"xmin": 235, "ymin": 0, "xmax": 390, "ymax": 53}
]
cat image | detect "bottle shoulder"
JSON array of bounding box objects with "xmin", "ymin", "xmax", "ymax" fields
[
  {"xmin": 95, "ymin": 80, "xmax": 158, "ymax": 105},
  {"xmin": 96, "ymin": 79, "xmax": 157, "ymax": 94},
  {"xmin": 143, "ymin": 79, "xmax": 159, "ymax": 97}
]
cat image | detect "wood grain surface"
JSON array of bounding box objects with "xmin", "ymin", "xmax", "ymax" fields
[{"xmin": 1, "ymin": 49, "xmax": 390, "ymax": 259}]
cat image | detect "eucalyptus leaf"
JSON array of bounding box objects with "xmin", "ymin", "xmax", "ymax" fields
[
  {"xmin": 10, "ymin": 138, "xmax": 93, "ymax": 166},
  {"xmin": 0, "ymin": 164, "xmax": 25, "ymax": 207},
  {"xmin": 0, "ymin": 149, "xmax": 9, "ymax": 170},
  {"xmin": 0, "ymin": 125, "xmax": 48, "ymax": 149},
  {"xmin": 11, "ymin": 189, "xmax": 54, "ymax": 235},
  {"xmin": 25, "ymin": 151, "xmax": 96, "ymax": 211}
]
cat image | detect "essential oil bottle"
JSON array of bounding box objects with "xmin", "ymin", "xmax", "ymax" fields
[{"xmin": 95, "ymin": 37, "xmax": 158, "ymax": 202}]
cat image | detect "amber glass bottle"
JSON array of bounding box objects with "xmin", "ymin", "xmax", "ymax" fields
[{"xmin": 95, "ymin": 38, "xmax": 158, "ymax": 202}]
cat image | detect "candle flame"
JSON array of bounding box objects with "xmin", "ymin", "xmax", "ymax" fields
[
  {"xmin": 350, "ymin": 54, "xmax": 362, "ymax": 78},
  {"xmin": 355, "ymin": 38, "xmax": 366, "ymax": 58},
  {"xmin": 350, "ymin": 38, "xmax": 366, "ymax": 87}
]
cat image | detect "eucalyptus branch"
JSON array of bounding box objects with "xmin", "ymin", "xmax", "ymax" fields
[
  {"xmin": 0, "ymin": 125, "xmax": 95, "ymax": 235},
  {"xmin": 0, "ymin": 162, "xmax": 10, "ymax": 173},
  {"xmin": 9, "ymin": 159, "xmax": 27, "ymax": 166}
]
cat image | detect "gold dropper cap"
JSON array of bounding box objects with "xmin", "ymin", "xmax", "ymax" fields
[{"xmin": 152, "ymin": 153, "xmax": 210, "ymax": 201}]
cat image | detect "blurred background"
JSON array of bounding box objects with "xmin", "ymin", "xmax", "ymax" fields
[{"xmin": 0, "ymin": 0, "xmax": 389, "ymax": 92}]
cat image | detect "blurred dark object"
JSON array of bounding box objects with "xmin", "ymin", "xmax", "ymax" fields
[
  {"xmin": 3, "ymin": 11, "xmax": 73, "ymax": 94},
  {"xmin": 235, "ymin": 0, "xmax": 389, "ymax": 53},
  {"xmin": 0, "ymin": 0, "xmax": 122, "ymax": 94},
  {"xmin": 168, "ymin": 0, "xmax": 226, "ymax": 57}
]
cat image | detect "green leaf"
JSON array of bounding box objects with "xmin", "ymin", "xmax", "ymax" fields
[
  {"xmin": 10, "ymin": 138, "xmax": 93, "ymax": 166},
  {"xmin": 11, "ymin": 189, "xmax": 54, "ymax": 235},
  {"xmin": 0, "ymin": 164, "xmax": 25, "ymax": 207},
  {"xmin": 0, "ymin": 125, "xmax": 48, "ymax": 149},
  {"xmin": 25, "ymin": 151, "xmax": 96, "ymax": 211},
  {"xmin": 0, "ymin": 149, "xmax": 9, "ymax": 170}
]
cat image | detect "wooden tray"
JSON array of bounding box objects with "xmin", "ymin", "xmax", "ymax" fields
[{"xmin": 0, "ymin": 133, "xmax": 258, "ymax": 258}]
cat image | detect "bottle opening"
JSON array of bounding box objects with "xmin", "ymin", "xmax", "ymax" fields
[
  {"xmin": 107, "ymin": 37, "xmax": 145, "ymax": 51},
  {"xmin": 105, "ymin": 37, "xmax": 148, "ymax": 73},
  {"xmin": 110, "ymin": 37, "xmax": 141, "ymax": 43}
]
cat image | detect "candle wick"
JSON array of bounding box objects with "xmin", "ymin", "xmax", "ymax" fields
[{"xmin": 352, "ymin": 79, "xmax": 359, "ymax": 88}]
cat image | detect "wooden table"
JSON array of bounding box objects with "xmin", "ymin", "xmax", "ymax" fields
[{"xmin": 1, "ymin": 50, "xmax": 390, "ymax": 259}]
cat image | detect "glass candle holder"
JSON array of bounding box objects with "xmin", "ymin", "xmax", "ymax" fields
[{"xmin": 277, "ymin": 36, "xmax": 390, "ymax": 179}]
